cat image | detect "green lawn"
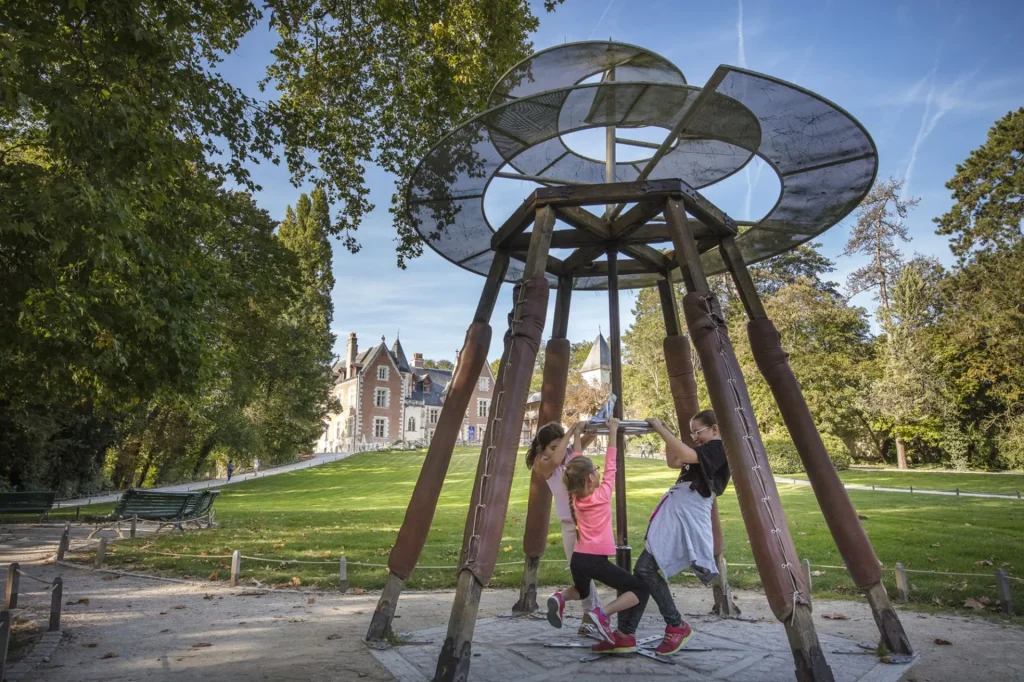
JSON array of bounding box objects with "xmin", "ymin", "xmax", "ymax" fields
[
  {"xmin": 787, "ymin": 469, "xmax": 1024, "ymax": 496},
  {"xmin": 67, "ymin": 448, "xmax": 1024, "ymax": 616}
]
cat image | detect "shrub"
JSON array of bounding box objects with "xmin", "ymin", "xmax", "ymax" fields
[
  {"xmin": 762, "ymin": 432, "xmax": 850, "ymax": 474},
  {"xmin": 995, "ymin": 414, "xmax": 1024, "ymax": 470}
]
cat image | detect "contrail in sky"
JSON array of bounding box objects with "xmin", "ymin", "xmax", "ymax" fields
[
  {"xmin": 739, "ymin": 0, "xmax": 758, "ymax": 217},
  {"xmin": 736, "ymin": 0, "xmax": 747, "ymax": 67},
  {"xmin": 588, "ymin": 0, "xmax": 618, "ymax": 39}
]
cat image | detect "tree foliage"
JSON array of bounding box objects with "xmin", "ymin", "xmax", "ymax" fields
[
  {"xmin": 934, "ymin": 108, "xmax": 1024, "ymax": 260},
  {"xmin": 263, "ymin": 0, "xmax": 563, "ymax": 265},
  {"xmin": 843, "ymin": 177, "xmax": 918, "ymax": 314}
]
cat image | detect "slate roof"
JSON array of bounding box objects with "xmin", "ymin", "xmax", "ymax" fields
[
  {"xmin": 581, "ymin": 332, "xmax": 611, "ymax": 373},
  {"xmin": 392, "ymin": 338, "xmax": 411, "ymax": 373}
]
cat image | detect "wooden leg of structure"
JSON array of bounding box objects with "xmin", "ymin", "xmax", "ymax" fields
[
  {"xmin": 721, "ymin": 237, "xmax": 911, "ymax": 655},
  {"xmin": 513, "ymin": 277, "xmax": 572, "ymax": 614},
  {"xmin": 667, "ymin": 203, "xmax": 832, "ymax": 681},
  {"xmin": 435, "ymin": 209, "xmax": 554, "ymax": 681},
  {"xmin": 607, "ymin": 250, "xmax": 630, "ymax": 571},
  {"xmin": 366, "ymin": 254, "xmax": 508, "ymax": 643}
]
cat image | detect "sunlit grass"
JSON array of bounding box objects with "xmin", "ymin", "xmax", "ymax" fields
[
  {"xmin": 68, "ymin": 448, "xmax": 1023, "ymax": 616},
  {"xmin": 787, "ymin": 469, "xmax": 1024, "ymax": 495}
]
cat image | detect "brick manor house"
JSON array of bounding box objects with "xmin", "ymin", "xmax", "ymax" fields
[{"xmin": 315, "ymin": 334, "xmax": 495, "ymax": 452}]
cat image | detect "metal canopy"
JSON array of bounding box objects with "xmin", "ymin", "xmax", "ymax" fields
[{"xmin": 406, "ymin": 41, "xmax": 877, "ymax": 290}]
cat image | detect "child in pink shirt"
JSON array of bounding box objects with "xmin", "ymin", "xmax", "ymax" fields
[{"xmin": 545, "ymin": 418, "xmax": 650, "ymax": 654}]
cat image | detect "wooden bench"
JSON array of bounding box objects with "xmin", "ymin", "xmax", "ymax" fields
[
  {"xmin": 0, "ymin": 491, "xmax": 57, "ymax": 521},
  {"xmin": 88, "ymin": 489, "xmax": 220, "ymax": 538}
]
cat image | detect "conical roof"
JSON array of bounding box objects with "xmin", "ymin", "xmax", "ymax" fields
[
  {"xmin": 581, "ymin": 331, "xmax": 611, "ymax": 373},
  {"xmin": 391, "ymin": 337, "xmax": 411, "ymax": 373}
]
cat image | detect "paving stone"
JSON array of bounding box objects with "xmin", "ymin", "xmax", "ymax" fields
[{"xmin": 367, "ymin": 612, "xmax": 918, "ymax": 682}]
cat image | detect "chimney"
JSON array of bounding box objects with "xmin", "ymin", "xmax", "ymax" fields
[
  {"xmin": 413, "ymin": 353, "xmax": 424, "ymax": 369},
  {"xmin": 346, "ymin": 333, "xmax": 358, "ymax": 375}
]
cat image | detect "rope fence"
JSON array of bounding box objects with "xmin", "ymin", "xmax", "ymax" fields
[{"xmin": 1, "ymin": 561, "xmax": 65, "ymax": 679}]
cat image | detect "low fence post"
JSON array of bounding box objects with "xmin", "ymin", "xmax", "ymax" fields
[
  {"xmin": 130, "ymin": 515, "xmax": 138, "ymax": 539},
  {"xmin": 49, "ymin": 576, "xmax": 63, "ymax": 631},
  {"xmin": 894, "ymin": 562, "xmax": 909, "ymax": 603},
  {"xmin": 995, "ymin": 569, "xmax": 1013, "ymax": 615},
  {"xmin": 1, "ymin": 610, "xmax": 11, "ymax": 682},
  {"xmin": 803, "ymin": 558, "xmax": 812, "ymax": 594},
  {"xmin": 230, "ymin": 550, "xmax": 241, "ymax": 587},
  {"xmin": 5, "ymin": 563, "xmax": 19, "ymax": 610},
  {"xmin": 94, "ymin": 537, "xmax": 107, "ymax": 569},
  {"xmin": 75, "ymin": 506, "xmax": 81, "ymax": 521},
  {"xmin": 56, "ymin": 523, "xmax": 70, "ymax": 561},
  {"xmin": 339, "ymin": 557, "xmax": 348, "ymax": 593}
]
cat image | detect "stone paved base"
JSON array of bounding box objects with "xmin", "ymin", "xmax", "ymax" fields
[{"xmin": 368, "ymin": 611, "xmax": 916, "ymax": 682}]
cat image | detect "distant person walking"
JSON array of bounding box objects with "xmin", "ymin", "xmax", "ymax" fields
[
  {"xmin": 227, "ymin": 460, "xmax": 235, "ymax": 482},
  {"xmin": 253, "ymin": 458, "xmax": 260, "ymax": 475}
]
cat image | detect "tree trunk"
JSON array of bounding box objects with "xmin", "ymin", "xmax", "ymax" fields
[
  {"xmin": 895, "ymin": 438, "xmax": 908, "ymax": 469},
  {"xmin": 192, "ymin": 436, "xmax": 218, "ymax": 478}
]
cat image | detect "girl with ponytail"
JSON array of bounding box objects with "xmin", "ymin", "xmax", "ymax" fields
[
  {"xmin": 526, "ymin": 420, "xmax": 601, "ymax": 629},
  {"xmin": 545, "ymin": 418, "xmax": 650, "ymax": 655}
]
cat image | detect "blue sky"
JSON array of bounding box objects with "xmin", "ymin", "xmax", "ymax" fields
[{"xmin": 217, "ymin": 0, "xmax": 1024, "ymax": 363}]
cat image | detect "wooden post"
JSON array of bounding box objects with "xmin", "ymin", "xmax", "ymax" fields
[
  {"xmin": 4, "ymin": 563, "xmax": 18, "ymax": 609},
  {"xmin": 995, "ymin": 569, "xmax": 1013, "ymax": 615},
  {"xmin": 894, "ymin": 563, "xmax": 909, "ymax": 603},
  {"xmin": 803, "ymin": 558, "xmax": 812, "ymax": 595},
  {"xmin": 607, "ymin": 247, "xmax": 630, "ymax": 571},
  {"xmin": 49, "ymin": 576, "xmax": 63, "ymax": 632},
  {"xmin": 727, "ymin": 234, "xmax": 912, "ymax": 656},
  {"xmin": 366, "ymin": 254, "xmax": 506, "ymax": 643},
  {"xmin": 56, "ymin": 523, "xmax": 70, "ymax": 561},
  {"xmin": 94, "ymin": 537, "xmax": 107, "ymax": 569},
  {"xmin": 434, "ymin": 209, "xmax": 552, "ymax": 681},
  {"xmin": 130, "ymin": 515, "xmax": 137, "ymax": 539},
  {"xmin": 339, "ymin": 557, "xmax": 348, "ymax": 593},
  {"xmin": 230, "ymin": 550, "xmax": 241, "ymax": 587},
  {"xmin": 0, "ymin": 611, "xmax": 11, "ymax": 682},
  {"xmin": 75, "ymin": 506, "xmax": 81, "ymax": 521}
]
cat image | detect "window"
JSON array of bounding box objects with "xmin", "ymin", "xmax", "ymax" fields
[
  {"xmin": 375, "ymin": 388, "xmax": 388, "ymax": 408},
  {"xmin": 477, "ymin": 399, "xmax": 490, "ymax": 418},
  {"xmin": 478, "ymin": 425, "xmax": 486, "ymax": 440},
  {"xmin": 479, "ymin": 377, "xmax": 489, "ymax": 391},
  {"xmin": 373, "ymin": 417, "xmax": 387, "ymax": 439},
  {"xmin": 429, "ymin": 408, "xmax": 439, "ymax": 425},
  {"xmin": 335, "ymin": 422, "xmax": 342, "ymax": 439},
  {"xmin": 377, "ymin": 366, "xmax": 388, "ymax": 381},
  {"xmin": 407, "ymin": 416, "xmax": 416, "ymax": 431},
  {"xmin": 348, "ymin": 388, "xmax": 356, "ymax": 407}
]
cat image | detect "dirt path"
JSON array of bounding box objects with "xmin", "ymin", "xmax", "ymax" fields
[{"xmin": 6, "ymin": 558, "xmax": 1022, "ymax": 682}]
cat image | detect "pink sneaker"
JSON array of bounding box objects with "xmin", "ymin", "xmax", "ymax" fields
[
  {"xmin": 591, "ymin": 631, "xmax": 637, "ymax": 654},
  {"xmin": 546, "ymin": 592, "xmax": 565, "ymax": 629},
  {"xmin": 655, "ymin": 622, "xmax": 693, "ymax": 655},
  {"xmin": 586, "ymin": 608, "xmax": 614, "ymax": 643}
]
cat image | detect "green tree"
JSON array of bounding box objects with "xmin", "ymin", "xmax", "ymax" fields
[
  {"xmin": 843, "ymin": 177, "xmax": 918, "ymax": 314},
  {"xmin": 263, "ymin": 0, "xmax": 563, "ymax": 265},
  {"xmin": 935, "ymin": 108, "xmax": 1024, "ymax": 261},
  {"xmin": 749, "ymin": 242, "xmax": 839, "ymax": 297}
]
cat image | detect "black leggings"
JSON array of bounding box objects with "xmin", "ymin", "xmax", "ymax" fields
[
  {"xmin": 570, "ymin": 552, "xmax": 649, "ymax": 608},
  {"xmin": 617, "ymin": 549, "xmax": 683, "ymax": 635}
]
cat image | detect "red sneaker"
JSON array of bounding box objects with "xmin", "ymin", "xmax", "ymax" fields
[
  {"xmin": 546, "ymin": 592, "xmax": 565, "ymax": 629},
  {"xmin": 591, "ymin": 631, "xmax": 637, "ymax": 654},
  {"xmin": 586, "ymin": 608, "xmax": 614, "ymax": 643},
  {"xmin": 655, "ymin": 622, "xmax": 693, "ymax": 655}
]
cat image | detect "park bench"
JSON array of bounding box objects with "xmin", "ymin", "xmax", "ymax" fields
[
  {"xmin": 88, "ymin": 489, "xmax": 220, "ymax": 538},
  {"xmin": 0, "ymin": 491, "xmax": 57, "ymax": 521}
]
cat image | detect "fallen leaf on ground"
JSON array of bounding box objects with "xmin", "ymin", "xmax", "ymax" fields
[
  {"xmin": 502, "ymin": 545, "xmax": 512, "ymax": 552},
  {"xmin": 208, "ymin": 571, "xmax": 219, "ymax": 581},
  {"xmin": 171, "ymin": 605, "xmax": 186, "ymax": 609},
  {"xmin": 810, "ymin": 570, "xmax": 824, "ymax": 577},
  {"xmin": 352, "ymin": 588, "xmax": 365, "ymax": 595},
  {"xmin": 101, "ymin": 652, "xmax": 118, "ymax": 659},
  {"xmin": 291, "ymin": 577, "xmax": 302, "ymax": 586},
  {"xmin": 191, "ymin": 643, "xmax": 213, "ymax": 648},
  {"xmin": 963, "ymin": 598, "xmax": 985, "ymax": 611},
  {"xmin": 822, "ymin": 613, "xmax": 849, "ymax": 620},
  {"xmin": 934, "ymin": 638, "xmax": 952, "ymax": 645},
  {"xmin": 978, "ymin": 596, "xmax": 991, "ymax": 605},
  {"xmin": 102, "ymin": 575, "xmax": 120, "ymax": 581},
  {"xmin": 797, "ymin": 532, "xmax": 807, "ymax": 536},
  {"xmin": 203, "ymin": 594, "xmax": 214, "ymax": 600},
  {"xmin": 72, "ymin": 598, "xmax": 89, "ymax": 605},
  {"xmin": 308, "ymin": 598, "xmax": 316, "ymax": 604},
  {"xmin": 974, "ymin": 560, "xmax": 993, "ymax": 567},
  {"xmin": 82, "ymin": 643, "xmax": 98, "ymax": 648},
  {"xmin": 159, "ymin": 612, "xmax": 168, "ymax": 615},
  {"xmin": 931, "ymin": 543, "xmax": 941, "ymax": 548},
  {"xmin": 327, "ymin": 634, "xmax": 342, "ymax": 640},
  {"xmin": 160, "ymin": 629, "xmax": 170, "ymax": 633}
]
